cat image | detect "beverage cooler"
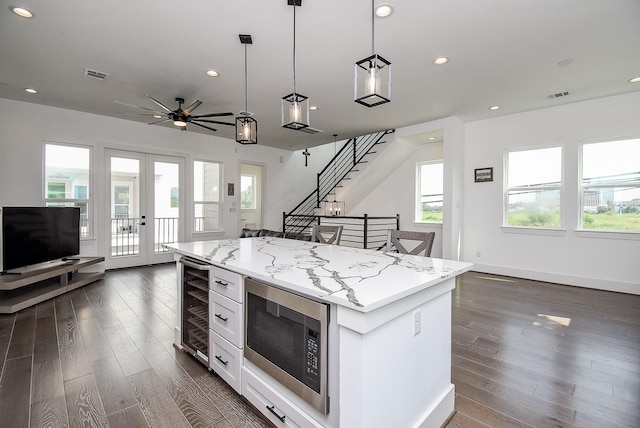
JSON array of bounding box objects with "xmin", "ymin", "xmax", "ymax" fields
[{"xmin": 178, "ymin": 257, "xmax": 210, "ymax": 366}]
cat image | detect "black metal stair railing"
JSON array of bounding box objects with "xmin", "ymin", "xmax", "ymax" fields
[{"xmin": 283, "ymin": 129, "xmax": 394, "ymax": 237}]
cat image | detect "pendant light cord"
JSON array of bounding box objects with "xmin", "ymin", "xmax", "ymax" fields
[
  {"xmin": 244, "ymin": 43, "xmax": 249, "ymax": 112},
  {"xmin": 293, "ymin": 3, "xmax": 297, "ymax": 95},
  {"xmin": 371, "ymin": 0, "xmax": 375, "ymax": 55}
]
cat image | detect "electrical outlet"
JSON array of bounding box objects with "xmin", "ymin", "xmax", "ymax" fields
[{"xmin": 413, "ymin": 309, "xmax": 422, "ymax": 336}]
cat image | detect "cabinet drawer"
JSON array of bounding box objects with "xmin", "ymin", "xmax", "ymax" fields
[
  {"xmin": 209, "ymin": 330, "xmax": 242, "ymax": 393},
  {"xmin": 209, "ymin": 291, "xmax": 243, "ymax": 348},
  {"xmin": 241, "ymin": 367, "xmax": 323, "ymax": 428},
  {"xmin": 211, "ymin": 266, "xmax": 243, "ymax": 302}
]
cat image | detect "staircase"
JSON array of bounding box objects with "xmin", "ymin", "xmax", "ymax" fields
[{"xmin": 283, "ymin": 129, "xmax": 394, "ymax": 236}]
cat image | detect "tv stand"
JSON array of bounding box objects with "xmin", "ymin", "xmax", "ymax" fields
[{"xmin": 0, "ymin": 256, "xmax": 105, "ymax": 313}]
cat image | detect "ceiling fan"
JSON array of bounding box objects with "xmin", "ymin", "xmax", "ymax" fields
[{"xmin": 115, "ymin": 95, "xmax": 234, "ymax": 132}]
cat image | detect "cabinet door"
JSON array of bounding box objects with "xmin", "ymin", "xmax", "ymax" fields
[{"xmin": 209, "ymin": 291, "xmax": 243, "ymax": 348}]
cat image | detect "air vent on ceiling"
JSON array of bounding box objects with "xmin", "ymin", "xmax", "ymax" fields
[
  {"xmin": 84, "ymin": 68, "xmax": 108, "ymax": 81},
  {"xmin": 548, "ymin": 91, "xmax": 570, "ymax": 99},
  {"xmin": 297, "ymin": 127, "xmax": 323, "ymax": 134}
]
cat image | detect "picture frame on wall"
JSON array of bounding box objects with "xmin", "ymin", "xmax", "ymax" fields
[
  {"xmin": 228, "ymin": 182, "xmax": 235, "ymax": 196},
  {"xmin": 474, "ymin": 167, "xmax": 493, "ymax": 182}
]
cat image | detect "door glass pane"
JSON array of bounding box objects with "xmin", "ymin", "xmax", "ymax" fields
[
  {"xmin": 111, "ymin": 157, "xmax": 140, "ymax": 256},
  {"xmin": 154, "ymin": 161, "xmax": 180, "ymax": 253}
]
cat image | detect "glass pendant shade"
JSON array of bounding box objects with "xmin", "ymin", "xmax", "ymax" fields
[
  {"xmin": 235, "ymin": 115, "xmax": 257, "ymax": 145},
  {"xmin": 325, "ymin": 199, "xmax": 345, "ymax": 216},
  {"xmin": 281, "ymin": 92, "xmax": 310, "ymax": 129},
  {"xmin": 354, "ymin": 54, "xmax": 391, "ymax": 107}
]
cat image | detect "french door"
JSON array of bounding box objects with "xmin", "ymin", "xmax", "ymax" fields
[{"xmin": 105, "ymin": 150, "xmax": 184, "ymax": 269}]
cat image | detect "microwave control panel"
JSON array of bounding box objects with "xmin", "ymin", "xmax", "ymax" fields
[{"xmin": 304, "ymin": 328, "xmax": 321, "ymax": 392}]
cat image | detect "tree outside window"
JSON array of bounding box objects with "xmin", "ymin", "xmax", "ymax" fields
[
  {"xmin": 416, "ymin": 161, "xmax": 443, "ymax": 222},
  {"xmin": 581, "ymin": 138, "xmax": 640, "ymax": 231},
  {"xmin": 505, "ymin": 146, "xmax": 562, "ymax": 228},
  {"xmin": 44, "ymin": 143, "xmax": 91, "ymax": 238},
  {"xmin": 241, "ymin": 175, "xmax": 256, "ymax": 210}
]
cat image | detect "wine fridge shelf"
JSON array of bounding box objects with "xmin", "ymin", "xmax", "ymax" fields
[{"xmin": 181, "ymin": 259, "xmax": 210, "ymax": 364}]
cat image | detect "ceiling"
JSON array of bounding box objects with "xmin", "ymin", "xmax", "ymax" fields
[{"xmin": 1, "ymin": 0, "xmax": 639, "ymax": 150}]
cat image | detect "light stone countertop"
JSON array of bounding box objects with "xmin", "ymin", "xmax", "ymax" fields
[{"xmin": 166, "ymin": 237, "xmax": 473, "ymax": 312}]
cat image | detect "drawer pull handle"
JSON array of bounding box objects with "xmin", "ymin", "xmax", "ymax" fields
[
  {"xmin": 215, "ymin": 355, "xmax": 228, "ymax": 366},
  {"xmin": 215, "ymin": 280, "xmax": 229, "ymax": 287},
  {"xmin": 266, "ymin": 405, "xmax": 286, "ymax": 423},
  {"xmin": 215, "ymin": 313, "xmax": 228, "ymax": 322}
]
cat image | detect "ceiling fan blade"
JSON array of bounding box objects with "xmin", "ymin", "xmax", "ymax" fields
[
  {"xmin": 145, "ymin": 94, "xmax": 173, "ymax": 112},
  {"xmin": 113, "ymin": 100, "xmax": 164, "ymax": 114},
  {"xmin": 191, "ymin": 122, "xmax": 218, "ymax": 132},
  {"xmin": 191, "ymin": 112, "xmax": 234, "ymax": 118},
  {"xmin": 148, "ymin": 118, "xmax": 172, "ymax": 125},
  {"xmin": 195, "ymin": 119, "xmax": 235, "ymax": 126},
  {"xmin": 183, "ymin": 100, "xmax": 202, "ymax": 115}
]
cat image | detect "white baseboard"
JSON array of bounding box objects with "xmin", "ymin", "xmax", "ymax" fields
[
  {"xmin": 470, "ymin": 263, "xmax": 639, "ymax": 295},
  {"xmin": 415, "ymin": 384, "xmax": 455, "ymax": 428}
]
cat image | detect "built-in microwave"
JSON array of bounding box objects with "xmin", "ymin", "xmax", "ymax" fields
[{"xmin": 244, "ymin": 277, "xmax": 329, "ymax": 415}]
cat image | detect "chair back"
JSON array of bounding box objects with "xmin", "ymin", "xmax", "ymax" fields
[
  {"xmin": 386, "ymin": 230, "xmax": 435, "ymax": 257},
  {"xmin": 311, "ymin": 225, "xmax": 343, "ymax": 245}
]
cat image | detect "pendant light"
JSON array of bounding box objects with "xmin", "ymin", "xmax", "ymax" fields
[
  {"xmin": 325, "ymin": 134, "xmax": 346, "ymax": 216},
  {"xmin": 236, "ymin": 34, "xmax": 258, "ymax": 145},
  {"xmin": 282, "ymin": 0, "xmax": 310, "ymax": 130},
  {"xmin": 354, "ymin": 0, "xmax": 391, "ymax": 107}
]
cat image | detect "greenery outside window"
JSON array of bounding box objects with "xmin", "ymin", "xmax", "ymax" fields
[
  {"xmin": 241, "ymin": 174, "xmax": 256, "ymax": 210},
  {"xmin": 44, "ymin": 143, "xmax": 91, "ymax": 238},
  {"xmin": 581, "ymin": 138, "xmax": 640, "ymax": 231},
  {"xmin": 416, "ymin": 161, "xmax": 443, "ymax": 223},
  {"xmin": 194, "ymin": 160, "xmax": 222, "ymax": 232},
  {"xmin": 505, "ymin": 146, "xmax": 562, "ymax": 228}
]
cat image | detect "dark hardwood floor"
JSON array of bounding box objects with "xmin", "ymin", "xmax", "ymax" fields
[{"xmin": 0, "ymin": 265, "xmax": 638, "ymax": 427}]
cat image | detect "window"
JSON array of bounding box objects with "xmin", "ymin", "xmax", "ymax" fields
[
  {"xmin": 194, "ymin": 160, "xmax": 221, "ymax": 232},
  {"xmin": 581, "ymin": 138, "xmax": 640, "ymax": 231},
  {"xmin": 44, "ymin": 143, "xmax": 91, "ymax": 238},
  {"xmin": 241, "ymin": 174, "xmax": 256, "ymax": 209},
  {"xmin": 505, "ymin": 146, "xmax": 562, "ymax": 228},
  {"xmin": 416, "ymin": 161, "xmax": 443, "ymax": 222}
]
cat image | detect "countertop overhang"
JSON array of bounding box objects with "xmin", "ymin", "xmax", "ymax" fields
[{"xmin": 166, "ymin": 237, "xmax": 473, "ymax": 313}]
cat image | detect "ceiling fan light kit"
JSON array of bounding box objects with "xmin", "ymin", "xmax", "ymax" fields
[
  {"xmin": 282, "ymin": 0, "xmax": 310, "ymax": 130},
  {"xmin": 354, "ymin": 0, "xmax": 392, "ymax": 107}
]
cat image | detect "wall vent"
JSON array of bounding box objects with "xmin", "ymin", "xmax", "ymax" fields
[
  {"xmin": 548, "ymin": 91, "xmax": 570, "ymax": 99},
  {"xmin": 84, "ymin": 68, "xmax": 108, "ymax": 81},
  {"xmin": 297, "ymin": 127, "xmax": 323, "ymax": 134}
]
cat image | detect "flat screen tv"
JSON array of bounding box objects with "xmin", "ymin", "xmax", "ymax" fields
[{"xmin": 0, "ymin": 206, "xmax": 80, "ymax": 273}]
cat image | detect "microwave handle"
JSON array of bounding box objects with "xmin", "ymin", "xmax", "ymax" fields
[{"xmin": 179, "ymin": 257, "xmax": 211, "ymax": 271}]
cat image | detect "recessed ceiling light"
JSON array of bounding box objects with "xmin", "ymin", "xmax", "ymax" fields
[
  {"xmin": 629, "ymin": 76, "xmax": 640, "ymax": 83},
  {"xmin": 206, "ymin": 70, "xmax": 219, "ymax": 77},
  {"xmin": 24, "ymin": 88, "xmax": 38, "ymax": 94},
  {"xmin": 433, "ymin": 57, "xmax": 449, "ymax": 65},
  {"xmin": 375, "ymin": 3, "xmax": 394, "ymax": 18},
  {"xmin": 489, "ymin": 105, "xmax": 500, "ymax": 111},
  {"xmin": 153, "ymin": 114, "xmax": 162, "ymax": 119},
  {"xmin": 309, "ymin": 105, "xmax": 318, "ymax": 111},
  {"xmin": 11, "ymin": 7, "xmax": 33, "ymax": 18},
  {"xmin": 428, "ymin": 137, "xmax": 436, "ymax": 141}
]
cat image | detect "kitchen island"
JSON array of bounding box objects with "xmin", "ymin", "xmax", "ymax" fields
[{"xmin": 167, "ymin": 237, "xmax": 472, "ymax": 428}]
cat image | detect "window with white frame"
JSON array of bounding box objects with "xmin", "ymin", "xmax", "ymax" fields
[
  {"xmin": 194, "ymin": 160, "xmax": 222, "ymax": 232},
  {"xmin": 505, "ymin": 146, "xmax": 562, "ymax": 228},
  {"xmin": 581, "ymin": 137, "xmax": 640, "ymax": 231},
  {"xmin": 416, "ymin": 161, "xmax": 443, "ymax": 223},
  {"xmin": 44, "ymin": 143, "xmax": 92, "ymax": 238}
]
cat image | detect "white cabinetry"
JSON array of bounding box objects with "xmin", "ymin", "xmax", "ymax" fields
[
  {"xmin": 242, "ymin": 367, "xmax": 323, "ymax": 428},
  {"xmin": 209, "ymin": 266, "xmax": 244, "ymax": 392}
]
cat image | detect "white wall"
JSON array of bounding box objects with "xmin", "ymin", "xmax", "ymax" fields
[
  {"xmin": 0, "ymin": 98, "xmax": 327, "ymax": 259},
  {"xmin": 464, "ymin": 92, "xmax": 640, "ymax": 294}
]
